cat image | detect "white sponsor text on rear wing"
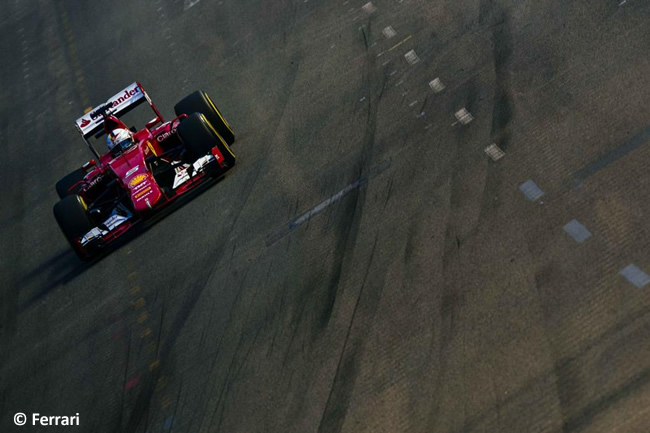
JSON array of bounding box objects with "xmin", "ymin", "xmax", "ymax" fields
[{"xmin": 74, "ymin": 82, "xmax": 146, "ymax": 138}]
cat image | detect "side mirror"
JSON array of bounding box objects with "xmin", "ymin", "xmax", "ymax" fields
[
  {"xmin": 82, "ymin": 159, "xmax": 97, "ymax": 170},
  {"xmin": 145, "ymin": 116, "xmax": 161, "ymax": 129}
]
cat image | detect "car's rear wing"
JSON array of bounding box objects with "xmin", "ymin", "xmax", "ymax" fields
[{"xmin": 73, "ymin": 82, "xmax": 163, "ymax": 159}]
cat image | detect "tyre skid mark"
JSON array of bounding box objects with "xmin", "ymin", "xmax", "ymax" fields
[{"xmin": 317, "ymin": 233, "xmax": 380, "ymax": 433}]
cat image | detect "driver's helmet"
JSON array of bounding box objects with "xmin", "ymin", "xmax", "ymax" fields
[{"xmin": 107, "ymin": 128, "xmax": 133, "ymax": 151}]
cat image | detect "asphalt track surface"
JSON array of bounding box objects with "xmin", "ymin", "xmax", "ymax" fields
[{"xmin": 2, "ymin": 0, "xmax": 650, "ymax": 432}]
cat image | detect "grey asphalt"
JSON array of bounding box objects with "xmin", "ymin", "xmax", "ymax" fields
[{"xmin": 2, "ymin": 0, "xmax": 650, "ymax": 432}]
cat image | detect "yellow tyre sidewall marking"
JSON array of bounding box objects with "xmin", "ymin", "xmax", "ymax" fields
[
  {"xmin": 200, "ymin": 114, "xmax": 236, "ymax": 160},
  {"xmin": 205, "ymin": 93, "xmax": 234, "ymax": 134}
]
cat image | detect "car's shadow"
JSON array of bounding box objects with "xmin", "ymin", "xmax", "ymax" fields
[
  {"xmin": 19, "ymin": 174, "xmax": 226, "ymax": 311},
  {"xmin": 18, "ymin": 248, "xmax": 89, "ymax": 312}
]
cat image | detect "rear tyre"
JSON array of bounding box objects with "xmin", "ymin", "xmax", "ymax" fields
[
  {"xmin": 53, "ymin": 195, "xmax": 95, "ymax": 259},
  {"xmin": 178, "ymin": 113, "xmax": 236, "ymax": 169},
  {"xmin": 56, "ymin": 169, "xmax": 86, "ymax": 199},
  {"xmin": 174, "ymin": 90, "xmax": 235, "ymax": 145}
]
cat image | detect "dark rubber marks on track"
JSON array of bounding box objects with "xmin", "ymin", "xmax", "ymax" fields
[{"xmin": 572, "ymin": 123, "xmax": 650, "ymax": 184}]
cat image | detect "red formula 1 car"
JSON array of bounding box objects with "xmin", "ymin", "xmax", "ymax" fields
[{"xmin": 53, "ymin": 82, "xmax": 237, "ymax": 260}]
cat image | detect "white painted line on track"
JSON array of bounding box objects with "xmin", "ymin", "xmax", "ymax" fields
[
  {"xmin": 389, "ymin": 35, "xmax": 413, "ymax": 52},
  {"xmin": 291, "ymin": 179, "xmax": 367, "ymax": 228},
  {"xmin": 267, "ymin": 161, "xmax": 392, "ymax": 246},
  {"xmin": 408, "ymin": 100, "xmax": 418, "ymax": 107},
  {"xmin": 184, "ymin": 0, "xmax": 200, "ymax": 10}
]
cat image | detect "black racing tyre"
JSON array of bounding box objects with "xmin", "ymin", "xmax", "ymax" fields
[
  {"xmin": 178, "ymin": 113, "xmax": 236, "ymax": 169},
  {"xmin": 174, "ymin": 90, "xmax": 235, "ymax": 145},
  {"xmin": 56, "ymin": 169, "xmax": 86, "ymax": 199},
  {"xmin": 53, "ymin": 195, "xmax": 95, "ymax": 258}
]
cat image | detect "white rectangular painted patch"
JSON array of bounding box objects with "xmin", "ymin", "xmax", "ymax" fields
[
  {"xmin": 404, "ymin": 49, "xmax": 420, "ymax": 65},
  {"xmin": 362, "ymin": 2, "xmax": 376, "ymax": 13},
  {"xmin": 454, "ymin": 108, "xmax": 474, "ymax": 125},
  {"xmin": 184, "ymin": 0, "xmax": 200, "ymax": 10},
  {"xmin": 563, "ymin": 219, "xmax": 592, "ymax": 243},
  {"xmin": 519, "ymin": 180, "xmax": 544, "ymax": 201},
  {"xmin": 620, "ymin": 264, "xmax": 650, "ymax": 288},
  {"xmin": 484, "ymin": 143, "xmax": 505, "ymax": 161},
  {"xmin": 429, "ymin": 78, "xmax": 445, "ymax": 93},
  {"xmin": 290, "ymin": 178, "xmax": 367, "ymax": 228},
  {"xmin": 382, "ymin": 26, "xmax": 397, "ymax": 39}
]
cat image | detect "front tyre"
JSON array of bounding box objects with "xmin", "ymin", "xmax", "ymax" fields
[
  {"xmin": 174, "ymin": 90, "xmax": 235, "ymax": 145},
  {"xmin": 55, "ymin": 169, "xmax": 86, "ymax": 199},
  {"xmin": 178, "ymin": 113, "xmax": 236, "ymax": 170},
  {"xmin": 53, "ymin": 195, "xmax": 95, "ymax": 260}
]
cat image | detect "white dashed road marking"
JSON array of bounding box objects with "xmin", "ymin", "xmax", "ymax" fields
[
  {"xmin": 429, "ymin": 78, "xmax": 445, "ymax": 93},
  {"xmin": 404, "ymin": 49, "xmax": 420, "ymax": 65},
  {"xmin": 563, "ymin": 220, "xmax": 592, "ymax": 243},
  {"xmin": 519, "ymin": 180, "xmax": 545, "ymax": 201},
  {"xmin": 454, "ymin": 108, "xmax": 474, "ymax": 125},
  {"xmin": 382, "ymin": 26, "xmax": 397, "ymax": 39},
  {"xmin": 484, "ymin": 143, "xmax": 505, "ymax": 161},
  {"xmin": 620, "ymin": 265, "xmax": 650, "ymax": 288},
  {"xmin": 362, "ymin": 2, "xmax": 376, "ymax": 13}
]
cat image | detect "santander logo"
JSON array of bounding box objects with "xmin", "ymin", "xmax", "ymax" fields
[
  {"xmin": 111, "ymin": 87, "xmax": 140, "ymax": 107},
  {"xmin": 76, "ymin": 83, "xmax": 143, "ymax": 133},
  {"xmin": 89, "ymin": 87, "xmax": 141, "ymax": 120}
]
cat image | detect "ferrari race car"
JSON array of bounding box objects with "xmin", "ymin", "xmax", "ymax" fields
[{"xmin": 53, "ymin": 82, "xmax": 237, "ymax": 260}]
